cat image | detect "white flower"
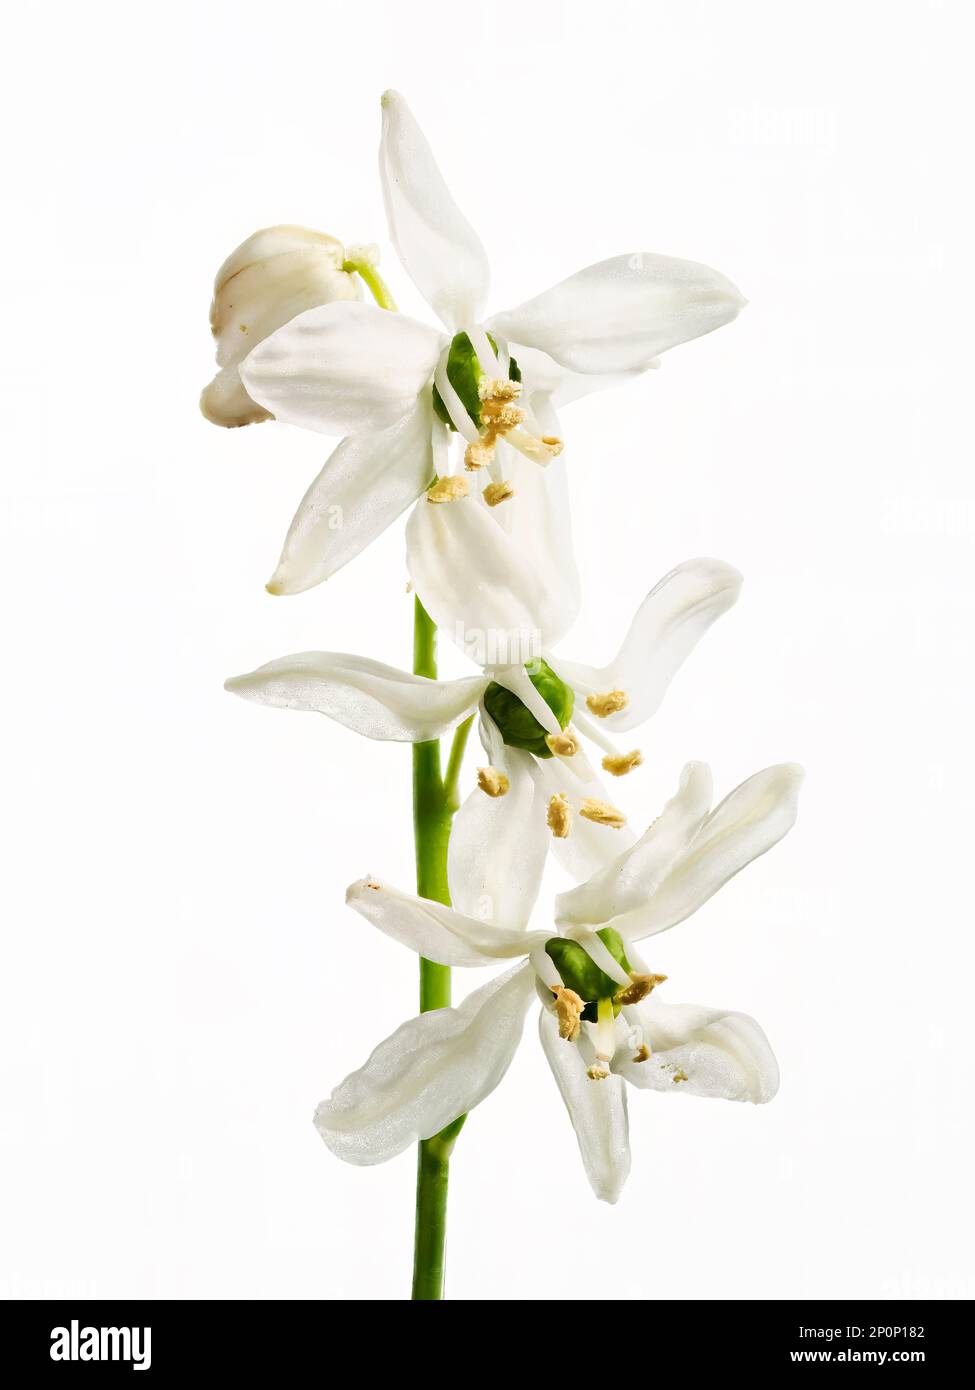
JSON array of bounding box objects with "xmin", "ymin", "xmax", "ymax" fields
[
  {"xmin": 200, "ymin": 225, "xmax": 361, "ymax": 428},
  {"xmin": 236, "ymin": 91, "xmax": 746, "ymax": 596},
  {"xmin": 314, "ymin": 761, "xmax": 802, "ymax": 1201},
  {"xmin": 225, "ymin": 558, "xmax": 742, "ymax": 874}
]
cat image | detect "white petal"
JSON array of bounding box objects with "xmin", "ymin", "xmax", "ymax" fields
[
  {"xmin": 556, "ymin": 559, "xmax": 743, "ymax": 732},
  {"xmin": 616, "ymin": 763, "xmax": 805, "ymax": 942},
  {"xmin": 239, "ymin": 300, "xmax": 442, "ymax": 435},
  {"xmin": 615, "ymin": 999, "xmax": 778, "ymax": 1103},
  {"xmin": 267, "ymin": 401, "xmax": 436, "ymax": 594},
  {"xmin": 539, "ymin": 1007, "xmax": 630, "ymax": 1203},
  {"xmin": 555, "ymin": 761, "xmax": 713, "ymax": 927},
  {"xmin": 406, "ymin": 491, "xmax": 576, "ymax": 661},
  {"xmin": 491, "ymin": 401, "xmax": 581, "ymax": 637},
  {"xmin": 515, "ymin": 342, "xmax": 645, "ymax": 408},
  {"xmin": 315, "ymin": 963, "xmax": 535, "ymax": 1164},
  {"xmin": 379, "ymin": 90, "xmax": 490, "ymax": 330},
  {"xmin": 528, "ymin": 757, "xmax": 637, "ymax": 883},
  {"xmin": 489, "ymin": 253, "xmax": 746, "ymax": 374},
  {"xmin": 448, "ymin": 736, "xmax": 548, "ymax": 931},
  {"xmin": 345, "ymin": 878, "xmax": 547, "ymax": 967},
  {"xmin": 225, "ymin": 652, "xmax": 486, "ymax": 742}
]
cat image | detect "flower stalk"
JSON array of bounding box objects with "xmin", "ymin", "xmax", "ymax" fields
[
  {"xmin": 352, "ymin": 258, "xmax": 463, "ymax": 1298},
  {"xmin": 411, "ymin": 595, "xmax": 469, "ymax": 1298}
]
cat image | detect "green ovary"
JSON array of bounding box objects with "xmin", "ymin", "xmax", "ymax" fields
[
  {"xmin": 432, "ymin": 331, "xmax": 521, "ymax": 430},
  {"xmin": 482, "ymin": 659, "xmax": 574, "ymax": 757},
  {"xmin": 545, "ymin": 928, "xmax": 631, "ymax": 1022}
]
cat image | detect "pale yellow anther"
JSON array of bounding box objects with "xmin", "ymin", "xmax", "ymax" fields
[
  {"xmin": 476, "ymin": 766, "xmax": 509, "ymax": 798},
  {"xmin": 632, "ymin": 1043, "xmax": 651, "ymax": 1064},
  {"xmin": 550, "ymin": 985, "xmax": 586, "ymax": 1043},
  {"xmin": 427, "ymin": 475, "xmax": 469, "ymax": 504},
  {"xmin": 481, "ymin": 400, "xmax": 525, "ymax": 431},
  {"xmin": 579, "ymin": 798, "xmax": 627, "ymax": 829},
  {"xmin": 478, "ymin": 377, "xmax": 522, "ymax": 403},
  {"xmin": 672, "ymin": 1070, "xmax": 689, "ymax": 1085},
  {"xmin": 615, "ymin": 972, "xmax": 667, "ymax": 1007},
  {"xmin": 586, "ymin": 689, "xmax": 629, "ymax": 718},
  {"xmin": 483, "ymin": 481, "xmax": 514, "ymax": 507},
  {"xmin": 602, "ymin": 749, "xmax": 643, "ymax": 777},
  {"xmin": 546, "ymin": 793, "xmax": 572, "ymax": 839},
  {"xmin": 545, "ymin": 728, "xmax": 580, "ymax": 757},
  {"xmin": 586, "ymin": 1064, "xmax": 610, "ymax": 1082},
  {"xmin": 464, "ymin": 439, "xmax": 496, "ymax": 471}
]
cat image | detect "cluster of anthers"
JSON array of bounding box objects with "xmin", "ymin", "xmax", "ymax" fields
[
  {"xmin": 476, "ymin": 679, "xmax": 645, "ymax": 842},
  {"xmin": 428, "ymin": 332, "xmax": 564, "ymax": 508},
  {"xmin": 550, "ymin": 969, "xmax": 670, "ymax": 1081}
]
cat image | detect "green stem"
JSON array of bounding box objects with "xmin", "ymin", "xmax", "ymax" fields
[
  {"xmin": 358, "ymin": 265, "xmax": 465, "ymax": 1298},
  {"xmin": 411, "ymin": 597, "xmax": 468, "ymax": 1299},
  {"xmin": 343, "ymin": 256, "xmax": 398, "ymax": 312}
]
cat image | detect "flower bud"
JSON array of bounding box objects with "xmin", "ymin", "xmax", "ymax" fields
[
  {"xmin": 483, "ymin": 659, "xmax": 574, "ymax": 757},
  {"xmin": 200, "ymin": 225, "xmax": 361, "ymax": 427}
]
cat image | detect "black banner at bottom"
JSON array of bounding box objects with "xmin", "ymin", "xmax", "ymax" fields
[{"xmin": 0, "ymin": 1299, "xmax": 963, "ymax": 1376}]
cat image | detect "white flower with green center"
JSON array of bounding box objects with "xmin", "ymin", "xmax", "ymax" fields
[
  {"xmin": 234, "ymin": 90, "xmax": 746, "ymax": 597},
  {"xmin": 313, "ymin": 760, "xmax": 802, "ymax": 1202},
  {"xmin": 225, "ymin": 557, "xmax": 741, "ymax": 874}
]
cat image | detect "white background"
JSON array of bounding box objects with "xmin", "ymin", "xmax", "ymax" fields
[{"xmin": 2, "ymin": 0, "xmax": 973, "ymax": 1301}]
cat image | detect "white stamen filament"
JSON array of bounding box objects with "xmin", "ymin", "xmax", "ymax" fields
[
  {"xmin": 566, "ymin": 927, "xmax": 632, "ymax": 987},
  {"xmin": 530, "ymin": 945, "xmax": 563, "ymax": 987},
  {"xmin": 431, "ymin": 419, "xmax": 450, "ymax": 477},
  {"xmin": 466, "ymin": 323, "xmax": 503, "ymax": 377},
  {"xmin": 595, "ymin": 996, "xmax": 616, "ymax": 1063},
  {"xmin": 492, "ymin": 665, "xmax": 561, "ymax": 734},
  {"xmin": 505, "ymin": 427, "xmax": 563, "ymax": 466},
  {"xmin": 572, "ymin": 707, "xmax": 623, "ymax": 759},
  {"xmin": 434, "ymin": 351, "xmax": 479, "ymax": 443},
  {"xmin": 556, "ymin": 744, "xmax": 601, "ymax": 787}
]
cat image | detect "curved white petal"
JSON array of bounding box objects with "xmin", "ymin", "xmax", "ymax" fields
[
  {"xmin": 615, "ymin": 999, "xmax": 778, "ymax": 1103},
  {"xmin": 267, "ymin": 401, "xmax": 436, "ymax": 595},
  {"xmin": 615, "ymin": 763, "xmax": 805, "ymax": 942},
  {"xmin": 240, "ymin": 300, "xmax": 442, "ymax": 435},
  {"xmin": 225, "ymin": 653, "xmax": 486, "ymax": 742},
  {"xmin": 528, "ymin": 757, "xmax": 637, "ymax": 883},
  {"xmin": 448, "ymin": 733, "xmax": 548, "ymax": 931},
  {"xmin": 491, "ymin": 401, "xmax": 581, "ymax": 638},
  {"xmin": 539, "ymin": 1008, "xmax": 630, "ymax": 1203},
  {"xmin": 489, "ymin": 253, "xmax": 746, "ymax": 374},
  {"xmin": 315, "ymin": 963, "xmax": 535, "ymax": 1164},
  {"xmin": 515, "ymin": 342, "xmax": 645, "ymax": 408},
  {"xmin": 379, "ymin": 90, "xmax": 490, "ymax": 330},
  {"xmin": 556, "ymin": 559, "xmax": 743, "ymax": 732},
  {"xmin": 345, "ymin": 878, "xmax": 547, "ymax": 967},
  {"xmin": 406, "ymin": 492, "xmax": 576, "ymax": 662},
  {"xmin": 555, "ymin": 761, "xmax": 713, "ymax": 927}
]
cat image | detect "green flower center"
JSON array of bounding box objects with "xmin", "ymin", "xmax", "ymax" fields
[
  {"xmin": 482, "ymin": 659, "xmax": 574, "ymax": 758},
  {"xmin": 432, "ymin": 331, "xmax": 521, "ymax": 431},
  {"xmin": 545, "ymin": 928, "xmax": 632, "ymax": 1022}
]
